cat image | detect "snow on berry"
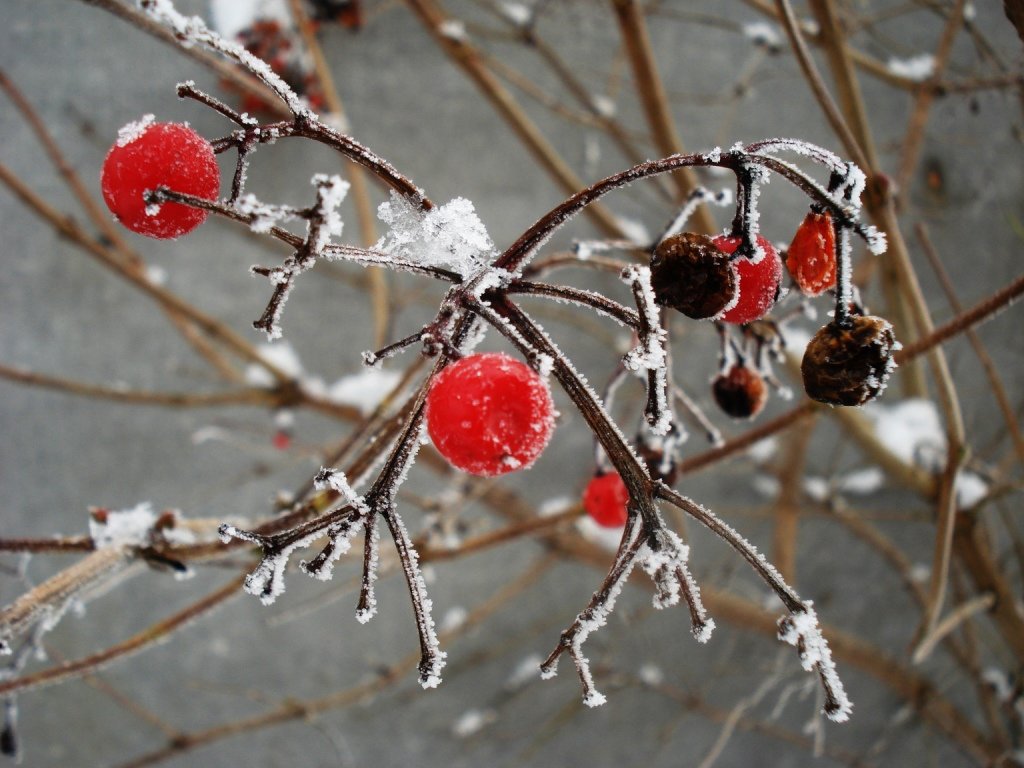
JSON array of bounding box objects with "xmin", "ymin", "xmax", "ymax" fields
[
  {"xmin": 425, "ymin": 353, "xmax": 555, "ymax": 477},
  {"xmin": 786, "ymin": 210, "xmax": 837, "ymax": 296},
  {"xmin": 713, "ymin": 234, "xmax": 783, "ymax": 324},
  {"xmin": 101, "ymin": 121, "xmax": 220, "ymax": 239},
  {"xmin": 582, "ymin": 472, "xmax": 629, "ymax": 528}
]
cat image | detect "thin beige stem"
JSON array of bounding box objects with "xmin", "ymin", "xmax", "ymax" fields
[
  {"xmin": 0, "ymin": 549, "xmax": 134, "ymax": 650},
  {"xmin": 113, "ymin": 556, "xmax": 554, "ymax": 768},
  {"xmin": 773, "ymin": 0, "xmax": 869, "ymax": 171},
  {"xmin": 771, "ymin": 422, "xmax": 816, "ymax": 584},
  {"xmin": 916, "ymin": 223, "xmax": 1024, "ymax": 468},
  {"xmin": 286, "ymin": 0, "xmax": 389, "ymax": 348},
  {"xmin": 610, "ymin": 0, "xmax": 717, "ymax": 234},
  {"xmin": 806, "ymin": 0, "xmax": 881, "ymax": 169},
  {"xmin": 912, "ymin": 592, "xmax": 996, "ymax": 664},
  {"xmin": 896, "ymin": 0, "xmax": 967, "ymax": 192},
  {"xmin": 0, "ymin": 575, "xmax": 245, "ymax": 697},
  {"xmin": 0, "ymin": 68, "xmax": 244, "ymax": 383},
  {"xmin": 0, "ymin": 161, "xmax": 293, "ymax": 384},
  {"xmin": 0, "ymin": 364, "xmax": 280, "ymax": 409},
  {"xmin": 82, "ymin": 0, "xmax": 289, "ymax": 119},
  {"xmin": 403, "ymin": 0, "xmax": 628, "ymax": 240}
]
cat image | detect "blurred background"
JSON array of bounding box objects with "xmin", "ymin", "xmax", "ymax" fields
[{"xmin": 1, "ymin": 1, "xmax": 1023, "ymax": 765}]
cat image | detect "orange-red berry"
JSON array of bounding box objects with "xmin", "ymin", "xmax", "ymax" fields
[{"xmin": 786, "ymin": 210, "xmax": 837, "ymax": 296}]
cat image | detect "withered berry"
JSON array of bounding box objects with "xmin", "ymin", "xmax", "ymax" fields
[
  {"xmin": 650, "ymin": 233, "xmax": 737, "ymax": 319},
  {"xmin": 801, "ymin": 315, "xmax": 898, "ymax": 406},
  {"xmin": 711, "ymin": 364, "xmax": 768, "ymax": 420}
]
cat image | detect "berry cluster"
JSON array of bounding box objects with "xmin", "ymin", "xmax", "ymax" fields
[{"xmin": 96, "ymin": 14, "xmax": 889, "ymax": 713}]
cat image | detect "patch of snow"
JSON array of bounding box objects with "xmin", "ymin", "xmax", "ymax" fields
[
  {"xmin": 887, "ymin": 54, "xmax": 936, "ymax": 82},
  {"xmin": 328, "ymin": 368, "xmax": 402, "ymax": 415},
  {"xmin": 89, "ymin": 503, "xmax": 157, "ymax": 548}
]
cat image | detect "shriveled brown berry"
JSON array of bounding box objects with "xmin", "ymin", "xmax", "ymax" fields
[
  {"xmin": 650, "ymin": 233, "xmax": 737, "ymax": 319},
  {"xmin": 712, "ymin": 364, "xmax": 768, "ymax": 420},
  {"xmin": 801, "ymin": 315, "xmax": 897, "ymax": 406}
]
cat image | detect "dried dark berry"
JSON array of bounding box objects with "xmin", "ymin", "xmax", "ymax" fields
[
  {"xmin": 637, "ymin": 439, "xmax": 679, "ymax": 485},
  {"xmin": 650, "ymin": 233, "xmax": 737, "ymax": 319},
  {"xmin": 801, "ymin": 315, "xmax": 897, "ymax": 406},
  {"xmin": 712, "ymin": 364, "xmax": 768, "ymax": 420}
]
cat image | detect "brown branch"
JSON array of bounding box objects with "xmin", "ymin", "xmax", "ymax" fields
[
  {"xmin": 916, "ymin": 223, "xmax": 1024, "ymax": 467},
  {"xmin": 402, "ymin": 0, "xmax": 628, "ymax": 239},
  {"xmin": 610, "ymin": 0, "xmax": 717, "ymax": 234},
  {"xmin": 0, "ymin": 575, "xmax": 245, "ymax": 697},
  {"xmin": 0, "ymin": 364, "xmax": 280, "ymax": 409}
]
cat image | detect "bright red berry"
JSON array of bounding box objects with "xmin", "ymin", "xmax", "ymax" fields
[
  {"xmin": 786, "ymin": 210, "xmax": 836, "ymax": 296},
  {"xmin": 425, "ymin": 353, "xmax": 555, "ymax": 477},
  {"xmin": 101, "ymin": 119, "xmax": 220, "ymax": 239},
  {"xmin": 271, "ymin": 430, "xmax": 292, "ymax": 451},
  {"xmin": 582, "ymin": 472, "xmax": 629, "ymax": 528},
  {"xmin": 712, "ymin": 235, "xmax": 783, "ymax": 325}
]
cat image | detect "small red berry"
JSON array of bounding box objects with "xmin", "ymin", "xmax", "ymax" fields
[
  {"xmin": 101, "ymin": 119, "xmax": 220, "ymax": 239},
  {"xmin": 786, "ymin": 210, "xmax": 837, "ymax": 296},
  {"xmin": 425, "ymin": 353, "xmax": 555, "ymax": 477},
  {"xmin": 712, "ymin": 235, "xmax": 783, "ymax": 325},
  {"xmin": 582, "ymin": 472, "xmax": 629, "ymax": 528},
  {"xmin": 271, "ymin": 430, "xmax": 292, "ymax": 451}
]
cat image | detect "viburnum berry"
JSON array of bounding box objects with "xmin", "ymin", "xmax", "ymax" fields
[
  {"xmin": 786, "ymin": 209, "xmax": 837, "ymax": 296},
  {"xmin": 801, "ymin": 315, "xmax": 898, "ymax": 406},
  {"xmin": 712, "ymin": 235, "xmax": 783, "ymax": 325},
  {"xmin": 650, "ymin": 232, "xmax": 737, "ymax": 320},
  {"xmin": 101, "ymin": 118, "xmax": 220, "ymax": 239},
  {"xmin": 425, "ymin": 353, "xmax": 555, "ymax": 477},
  {"xmin": 582, "ymin": 472, "xmax": 629, "ymax": 528},
  {"xmin": 711, "ymin": 364, "xmax": 768, "ymax": 420}
]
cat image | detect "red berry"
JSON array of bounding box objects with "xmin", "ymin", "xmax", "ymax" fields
[
  {"xmin": 425, "ymin": 353, "xmax": 555, "ymax": 477},
  {"xmin": 271, "ymin": 431, "xmax": 292, "ymax": 451},
  {"xmin": 582, "ymin": 472, "xmax": 629, "ymax": 528},
  {"xmin": 712, "ymin": 235, "xmax": 783, "ymax": 324},
  {"xmin": 786, "ymin": 210, "xmax": 836, "ymax": 296},
  {"xmin": 101, "ymin": 120, "xmax": 220, "ymax": 239}
]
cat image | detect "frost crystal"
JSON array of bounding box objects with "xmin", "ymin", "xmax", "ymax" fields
[
  {"xmin": 311, "ymin": 174, "xmax": 349, "ymax": 252},
  {"xmin": 375, "ymin": 193, "xmax": 495, "ymax": 277},
  {"xmin": 142, "ymin": 0, "xmax": 315, "ymax": 119},
  {"xmin": 116, "ymin": 114, "xmax": 155, "ymax": 147},
  {"xmin": 235, "ymin": 194, "xmax": 297, "ymax": 233},
  {"xmin": 778, "ymin": 603, "xmax": 852, "ymax": 722}
]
